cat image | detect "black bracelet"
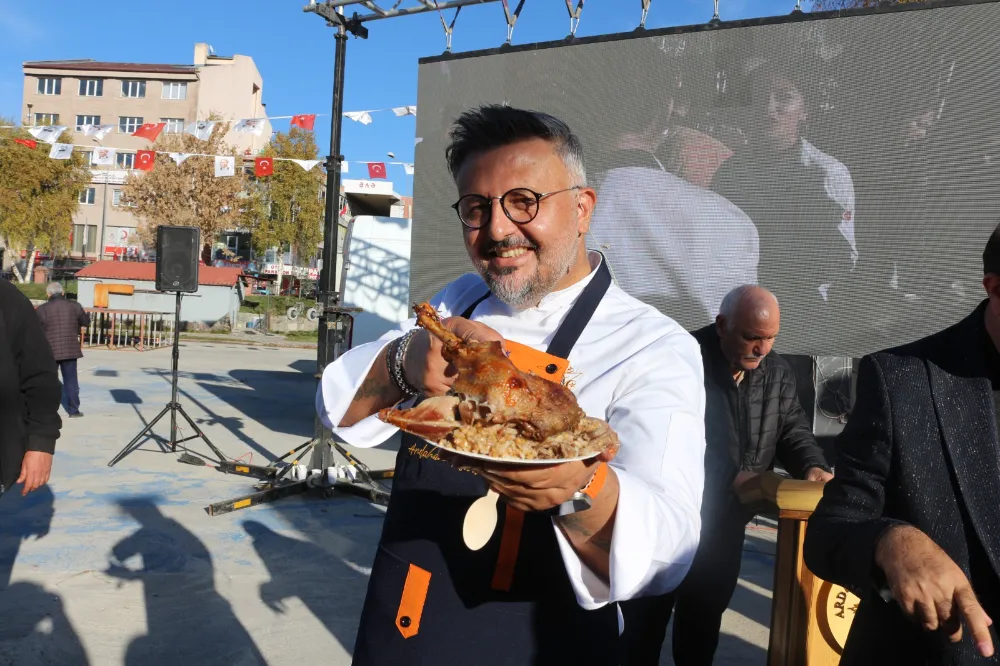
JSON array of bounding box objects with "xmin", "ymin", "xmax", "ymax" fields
[{"xmin": 386, "ymin": 331, "xmax": 420, "ymax": 397}]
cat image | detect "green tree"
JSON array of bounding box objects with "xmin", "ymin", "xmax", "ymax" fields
[
  {"xmin": 122, "ymin": 116, "xmax": 247, "ymax": 263},
  {"xmin": 243, "ymin": 127, "xmax": 324, "ymax": 272},
  {"xmin": 0, "ymin": 122, "xmax": 91, "ymax": 282}
]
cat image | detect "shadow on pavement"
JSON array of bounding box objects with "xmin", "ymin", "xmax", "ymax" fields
[
  {"xmin": 243, "ymin": 519, "xmax": 375, "ymax": 655},
  {"xmin": 106, "ymin": 496, "xmax": 266, "ymax": 666},
  {"xmin": 0, "ymin": 486, "xmax": 89, "ymax": 665}
]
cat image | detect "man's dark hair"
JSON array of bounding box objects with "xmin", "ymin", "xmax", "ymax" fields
[
  {"xmin": 445, "ymin": 105, "xmax": 586, "ymax": 184},
  {"xmin": 983, "ymin": 221, "xmax": 1000, "ymax": 275}
]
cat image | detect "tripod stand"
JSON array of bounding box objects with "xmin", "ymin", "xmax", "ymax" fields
[{"xmin": 108, "ymin": 292, "xmax": 228, "ymax": 468}]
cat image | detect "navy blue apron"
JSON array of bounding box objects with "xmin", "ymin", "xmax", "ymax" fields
[{"xmin": 353, "ymin": 261, "xmax": 617, "ymax": 666}]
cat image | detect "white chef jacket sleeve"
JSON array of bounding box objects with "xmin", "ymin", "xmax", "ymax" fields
[
  {"xmin": 553, "ymin": 327, "xmax": 706, "ymax": 609},
  {"xmin": 314, "ymin": 277, "xmax": 475, "ymax": 448}
]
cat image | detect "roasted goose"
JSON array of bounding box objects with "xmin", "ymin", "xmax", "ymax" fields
[{"xmin": 378, "ymin": 303, "xmax": 617, "ymax": 461}]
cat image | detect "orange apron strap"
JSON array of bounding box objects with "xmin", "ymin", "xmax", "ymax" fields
[
  {"xmin": 490, "ymin": 506, "xmax": 525, "ymax": 592},
  {"xmin": 488, "ymin": 341, "xmax": 567, "ymax": 593},
  {"xmin": 396, "ymin": 563, "xmax": 432, "ymax": 639}
]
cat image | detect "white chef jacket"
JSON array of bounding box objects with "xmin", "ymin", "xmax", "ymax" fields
[
  {"xmin": 589, "ymin": 165, "xmax": 759, "ymax": 326},
  {"xmin": 316, "ymin": 251, "xmax": 706, "ymax": 610}
]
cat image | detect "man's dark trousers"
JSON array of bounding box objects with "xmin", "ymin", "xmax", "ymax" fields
[
  {"xmin": 58, "ymin": 360, "xmax": 79, "ymax": 415},
  {"xmin": 620, "ymin": 508, "xmax": 749, "ymax": 665}
]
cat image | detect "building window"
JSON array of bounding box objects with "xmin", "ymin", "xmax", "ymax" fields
[
  {"xmin": 112, "ymin": 189, "xmax": 122, "ymax": 207},
  {"xmin": 80, "ymin": 150, "xmax": 94, "ymax": 165},
  {"xmin": 79, "ymin": 78, "xmax": 103, "ymax": 97},
  {"xmin": 117, "ymin": 152, "xmax": 135, "ymax": 169},
  {"xmin": 34, "ymin": 113, "xmax": 59, "ymax": 126},
  {"xmin": 78, "ymin": 187, "xmax": 96, "ymax": 205},
  {"xmin": 36, "ymin": 77, "xmax": 61, "ymax": 95},
  {"xmin": 76, "ymin": 115, "xmax": 101, "ymax": 131},
  {"xmin": 118, "ymin": 116, "xmax": 142, "ymax": 134},
  {"xmin": 121, "ymin": 80, "xmax": 146, "ymax": 98},
  {"xmin": 72, "ymin": 225, "xmax": 98, "ymax": 255},
  {"xmin": 162, "ymin": 118, "xmax": 185, "ymax": 134},
  {"xmin": 162, "ymin": 82, "xmax": 187, "ymax": 100}
]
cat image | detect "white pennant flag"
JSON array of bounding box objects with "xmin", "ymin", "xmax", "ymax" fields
[
  {"xmin": 185, "ymin": 120, "xmax": 216, "ymax": 141},
  {"xmin": 341, "ymin": 162, "xmax": 348, "ymax": 173},
  {"xmin": 49, "ymin": 143, "xmax": 73, "ymax": 160},
  {"xmin": 392, "ymin": 106, "xmax": 417, "ymax": 117},
  {"xmin": 80, "ymin": 124, "xmax": 115, "ymax": 141},
  {"xmin": 231, "ymin": 118, "xmax": 266, "ymax": 136},
  {"xmin": 28, "ymin": 125, "xmax": 68, "ymax": 144},
  {"xmin": 344, "ymin": 111, "xmax": 373, "ymax": 125},
  {"xmin": 91, "ymin": 147, "xmax": 116, "ymax": 166},
  {"xmin": 169, "ymin": 152, "xmax": 194, "ymax": 165},
  {"xmin": 291, "ymin": 159, "xmax": 321, "ymax": 172},
  {"xmin": 215, "ymin": 155, "xmax": 235, "ymax": 177},
  {"xmin": 403, "ymin": 163, "xmax": 415, "ymax": 176}
]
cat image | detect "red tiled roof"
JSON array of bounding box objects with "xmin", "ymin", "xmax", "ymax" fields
[
  {"xmin": 75, "ymin": 261, "xmax": 243, "ymax": 287},
  {"xmin": 23, "ymin": 60, "xmax": 197, "ymax": 75}
]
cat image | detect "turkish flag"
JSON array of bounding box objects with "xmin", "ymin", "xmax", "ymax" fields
[
  {"xmin": 135, "ymin": 150, "xmax": 156, "ymax": 171},
  {"xmin": 14, "ymin": 138, "xmax": 37, "ymax": 149},
  {"xmin": 368, "ymin": 162, "xmax": 387, "ymax": 179},
  {"xmin": 255, "ymin": 157, "xmax": 274, "ymax": 177},
  {"xmin": 290, "ymin": 114, "xmax": 316, "ymax": 130},
  {"xmin": 132, "ymin": 122, "xmax": 166, "ymax": 142}
]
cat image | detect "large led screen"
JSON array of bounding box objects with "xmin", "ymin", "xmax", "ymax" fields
[{"xmin": 411, "ymin": 1, "xmax": 1000, "ymax": 357}]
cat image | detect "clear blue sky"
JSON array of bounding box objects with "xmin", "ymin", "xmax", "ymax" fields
[{"xmin": 0, "ymin": 0, "xmax": 809, "ymax": 196}]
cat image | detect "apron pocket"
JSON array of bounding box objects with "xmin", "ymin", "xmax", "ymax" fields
[{"xmin": 396, "ymin": 562, "xmax": 432, "ymax": 639}]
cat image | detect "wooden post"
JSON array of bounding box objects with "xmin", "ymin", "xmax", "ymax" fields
[{"xmin": 738, "ymin": 473, "xmax": 860, "ymax": 666}]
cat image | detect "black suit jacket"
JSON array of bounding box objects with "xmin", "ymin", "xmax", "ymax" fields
[
  {"xmin": 0, "ymin": 280, "xmax": 62, "ymax": 491},
  {"xmin": 804, "ymin": 301, "xmax": 1000, "ymax": 665}
]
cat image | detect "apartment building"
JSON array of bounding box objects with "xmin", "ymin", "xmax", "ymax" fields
[{"xmin": 21, "ymin": 43, "xmax": 270, "ymax": 260}]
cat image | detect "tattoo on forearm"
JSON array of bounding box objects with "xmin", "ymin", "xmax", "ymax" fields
[
  {"xmin": 558, "ymin": 514, "xmax": 595, "ymax": 538},
  {"xmin": 357, "ymin": 376, "xmax": 392, "ymax": 401}
]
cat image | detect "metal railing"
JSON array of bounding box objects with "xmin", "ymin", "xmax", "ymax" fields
[{"xmin": 82, "ymin": 309, "xmax": 175, "ymax": 351}]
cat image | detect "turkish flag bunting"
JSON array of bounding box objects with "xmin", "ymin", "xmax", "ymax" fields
[
  {"xmin": 255, "ymin": 157, "xmax": 274, "ymax": 177},
  {"xmin": 135, "ymin": 150, "xmax": 156, "ymax": 171},
  {"xmin": 132, "ymin": 123, "xmax": 166, "ymax": 142},
  {"xmin": 14, "ymin": 139, "xmax": 37, "ymax": 149},
  {"xmin": 368, "ymin": 162, "xmax": 387, "ymax": 179},
  {"xmin": 290, "ymin": 114, "xmax": 316, "ymax": 130}
]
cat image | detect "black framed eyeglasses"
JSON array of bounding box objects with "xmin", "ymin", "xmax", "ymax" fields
[{"xmin": 451, "ymin": 186, "xmax": 582, "ymax": 230}]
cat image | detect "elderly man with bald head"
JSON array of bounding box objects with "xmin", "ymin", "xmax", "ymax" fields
[{"xmin": 620, "ymin": 284, "xmax": 832, "ymax": 665}]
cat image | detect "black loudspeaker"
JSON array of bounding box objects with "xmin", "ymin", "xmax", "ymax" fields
[{"xmin": 156, "ymin": 226, "xmax": 200, "ymax": 293}]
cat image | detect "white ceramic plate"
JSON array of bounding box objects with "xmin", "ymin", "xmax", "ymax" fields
[{"xmin": 422, "ymin": 437, "xmax": 601, "ymax": 466}]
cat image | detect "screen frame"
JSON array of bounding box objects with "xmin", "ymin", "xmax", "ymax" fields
[{"xmin": 419, "ymin": 0, "xmax": 998, "ymax": 66}]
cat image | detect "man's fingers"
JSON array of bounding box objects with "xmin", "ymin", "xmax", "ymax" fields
[
  {"xmin": 913, "ymin": 599, "xmax": 939, "ymax": 632},
  {"xmin": 955, "ymin": 587, "xmax": 995, "ymax": 657}
]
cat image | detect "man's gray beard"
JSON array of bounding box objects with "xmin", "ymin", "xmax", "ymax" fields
[{"xmin": 477, "ymin": 240, "xmax": 580, "ymax": 310}]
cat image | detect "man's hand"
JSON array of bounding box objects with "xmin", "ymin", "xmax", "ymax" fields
[
  {"xmin": 875, "ymin": 525, "xmax": 994, "ymax": 657},
  {"xmin": 16, "ymin": 451, "xmax": 53, "ymax": 496},
  {"xmin": 732, "ymin": 470, "xmax": 759, "ymax": 492},
  {"xmin": 805, "ymin": 467, "xmax": 834, "ymax": 483},
  {"xmin": 479, "ymin": 460, "xmax": 597, "ymax": 513},
  {"xmin": 403, "ymin": 317, "xmax": 504, "ymax": 397}
]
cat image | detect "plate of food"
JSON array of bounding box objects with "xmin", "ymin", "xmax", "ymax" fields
[{"xmin": 378, "ymin": 302, "xmax": 618, "ymax": 466}]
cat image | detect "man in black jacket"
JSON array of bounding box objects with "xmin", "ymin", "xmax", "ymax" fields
[
  {"xmin": 36, "ymin": 282, "xmax": 90, "ymax": 418},
  {"xmin": 621, "ymin": 284, "xmax": 832, "ymax": 665},
  {"xmin": 804, "ymin": 227, "xmax": 1000, "ymax": 665},
  {"xmin": 0, "ymin": 280, "xmax": 61, "ymax": 499}
]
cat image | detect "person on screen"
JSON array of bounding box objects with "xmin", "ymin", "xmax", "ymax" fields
[
  {"xmin": 315, "ymin": 104, "xmax": 707, "ymax": 665},
  {"xmin": 587, "ymin": 38, "xmax": 760, "ymax": 328},
  {"xmin": 620, "ymin": 284, "xmax": 833, "ymax": 665},
  {"xmin": 711, "ymin": 64, "xmax": 858, "ymax": 342},
  {"xmin": 803, "ymin": 223, "xmax": 1000, "ymax": 664}
]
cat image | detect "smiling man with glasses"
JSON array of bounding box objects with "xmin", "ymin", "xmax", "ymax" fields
[{"xmin": 317, "ymin": 104, "xmax": 706, "ymax": 665}]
